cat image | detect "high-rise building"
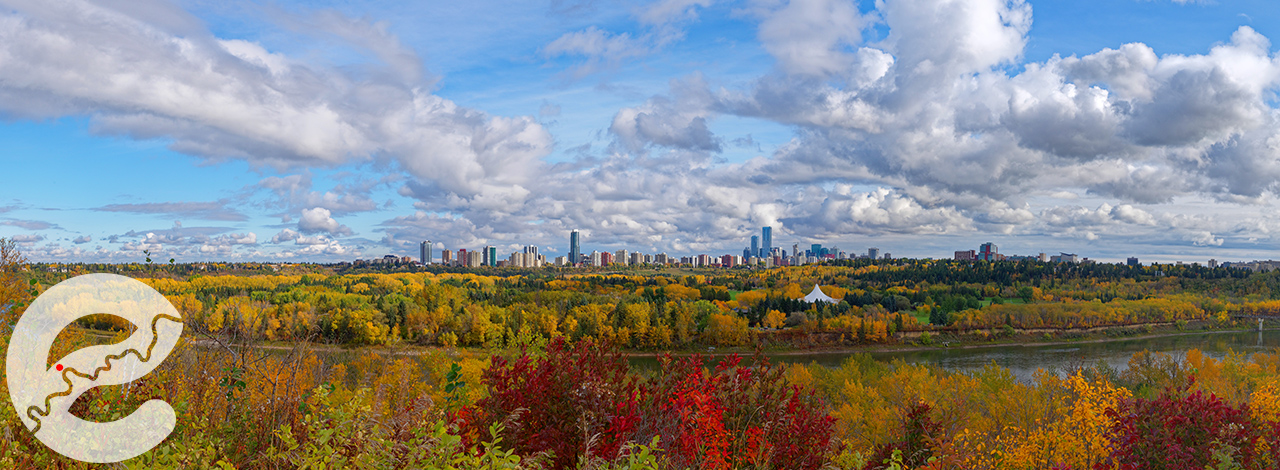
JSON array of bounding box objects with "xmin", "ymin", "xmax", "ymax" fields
[
  {"xmin": 750, "ymin": 235, "xmax": 759, "ymax": 258},
  {"xmin": 978, "ymin": 242, "xmax": 998, "ymax": 261},
  {"xmin": 761, "ymin": 227, "xmax": 772, "ymax": 260},
  {"xmin": 570, "ymin": 230, "xmax": 581, "ymax": 265},
  {"xmin": 601, "ymin": 251, "xmax": 614, "ymax": 265},
  {"xmin": 486, "ymin": 246, "xmax": 497, "ymax": 267},
  {"xmin": 1128, "ymin": 257, "xmax": 1140, "ymax": 266},
  {"xmin": 590, "ymin": 250, "xmax": 602, "ymax": 266},
  {"xmin": 442, "ymin": 249, "xmax": 454, "ymax": 266},
  {"xmin": 616, "ymin": 249, "xmax": 629, "ymax": 266},
  {"xmin": 868, "ymin": 247, "xmax": 880, "ymax": 260},
  {"xmin": 955, "ymin": 250, "xmax": 975, "ymax": 261},
  {"xmin": 420, "ymin": 240, "xmax": 432, "ymax": 265},
  {"xmin": 811, "ymin": 244, "xmax": 822, "ymax": 257},
  {"xmin": 1208, "ymin": 259, "xmax": 1218, "ymax": 268},
  {"xmin": 467, "ymin": 250, "xmax": 483, "ymax": 268}
]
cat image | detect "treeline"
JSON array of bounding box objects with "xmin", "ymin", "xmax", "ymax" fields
[{"xmin": 18, "ymin": 260, "xmax": 1280, "ymax": 349}]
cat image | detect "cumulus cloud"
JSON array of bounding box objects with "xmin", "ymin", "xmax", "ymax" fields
[
  {"xmin": 0, "ymin": 0, "xmax": 550, "ymax": 208},
  {"xmin": 543, "ymin": 0, "xmax": 712, "ymax": 77},
  {"xmin": 11, "ymin": 234, "xmax": 44, "ymax": 244},
  {"xmin": 749, "ymin": 0, "xmax": 867, "ymax": 77},
  {"xmin": 72, "ymin": 235, "xmax": 91, "ymax": 244},
  {"xmin": 298, "ymin": 207, "xmax": 353, "ymax": 236},
  {"xmin": 7, "ymin": 0, "xmax": 1280, "ymax": 262}
]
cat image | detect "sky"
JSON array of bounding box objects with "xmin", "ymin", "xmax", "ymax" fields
[{"xmin": 1, "ymin": 0, "xmax": 1280, "ymax": 264}]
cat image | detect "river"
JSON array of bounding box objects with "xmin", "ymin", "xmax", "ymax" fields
[{"xmin": 628, "ymin": 328, "xmax": 1280, "ymax": 381}]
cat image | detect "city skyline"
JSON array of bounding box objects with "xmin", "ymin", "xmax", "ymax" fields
[{"xmin": 2, "ymin": 0, "xmax": 1280, "ymax": 265}]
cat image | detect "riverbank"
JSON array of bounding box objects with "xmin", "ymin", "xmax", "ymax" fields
[{"xmin": 151, "ymin": 322, "xmax": 1279, "ymax": 361}]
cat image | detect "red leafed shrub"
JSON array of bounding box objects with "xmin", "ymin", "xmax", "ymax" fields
[
  {"xmin": 462, "ymin": 341, "xmax": 837, "ymax": 469},
  {"xmin": 1101, "ymin": 388, "xmax": 1264, "ymax": 470},
  {"xmin": 460, "ymin": 337, "xmax": 639, "ymax": 468},
  {"xmin": 639, "ymin": 354, "xmax": 835, "ymax": 470}
]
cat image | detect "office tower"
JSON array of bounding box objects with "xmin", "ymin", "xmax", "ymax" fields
[
  {"xmin": 750, "ymin": 235, "xmax": 759, "ymax": 258},
  {"xmin": 420, "ymin": 240, "xmax": 432, "ymax": 265},
  {"xmin": 761, "ymin": 227, "xmax": 772, "ymax": 259},
  {"xmin": 570, "ymin": 230, "xmax": 581, "ymax": 265},
  {"xmin": 811, "ymin": 244, "xmax": 822, "ymax": 257},
  {"xmin": 442, "ymin": 249, "xmax": 454, "ymax": 266},
  {"xmin": 743, "ymin": 248, "xmax": 751, "ymax": 260},
  {"xmin": 481, "ymin": 247, "xmax": 489, "ymax": 266},
  {"xmin": 979, "ymin": 242, "xmax": 998, "ymax": 261},
  {"xmin": 486, "ymin": 246, "xmax": 497, "ymax": 267},
  {"xmin": 868, "ymin": 247, "xmax": 880, "ymax": 260},
  {"xmin": 1128, "ymin": 257, "xmax": 1140, "ymax": 267}
]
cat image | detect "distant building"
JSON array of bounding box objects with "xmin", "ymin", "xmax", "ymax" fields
[
  {"xmin": 955, "ymin": 250, "xmax": 976, "ymax": 261},
  {"xmin": 601, "ymin": 251, "xmax": 614, "ymax": 266},
  {"xmin": 750, "ymin": 235, "xmax": 759, "ymax": 259},
  {"xmin": 442, "ymin": 249, "xmax": 454, "ymax": 266},
  {"xmin": 721, "ymin": 254, "xmax": 736, "ymax": 267},
  {"xmin": 883, "ymin": 253, "xmax": 891, "ymax": 260},
  {"xmin": 616, "ymin": 249, "xmax": 629, "ymax": 266},
  {"xmin": 467, "ymin": 250, "xmax": 483, "ymax": 268},
  {"xmin": 554, "ymin": 255, "xmax": 568, "ymax": 266},
  {"xmin": 1208, "ymin": 259, "xmax": 1218, "ymax": 268},
  {"xmin": 485, "ymin": 246, "xmax": 497, "ymax": 267},
  {"xmin": 1127, "ymin": 257, "xmax": 1139, "ymax": 267},
  {"xmin": 420, "ymin": 240, "xmax": 432, "ymax": 265},
  {"xmin": 1039, "ymin": 253, "xmax": 1049, "ymax": 262},
  {"xmin": 570, "ymin": 230, "xmax": 581, "ymax": 265},
  {"xmin": 1051, "ymin": 253, "xmax": 1079, "ymax": 263},
  {"xmin": 761, "ymin": 227, "xmax": 772, "ymax": 260},
  {"xmin": 978, "ymin": 242, "xmax": 998, "ymax": 261},
  {"xmin": 631, "ymin": 252, "xmax": 644, "ymax": 265},
  {"xmin": 868, "ymin": 247, "xmax": 880, "ymax": 260}
]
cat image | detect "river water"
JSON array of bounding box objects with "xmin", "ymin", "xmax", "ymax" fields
[{"xmin": 629, "ymin": 328, "xmax": 1280, "ymax": 382}]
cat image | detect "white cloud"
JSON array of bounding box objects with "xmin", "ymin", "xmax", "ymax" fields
[{"xmin": 298, "ymin": 207, "xmax": 353, "ymax": 236}]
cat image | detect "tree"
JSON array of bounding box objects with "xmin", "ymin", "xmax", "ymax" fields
[{"xmin": 1, "ymin": 238, "xmax": 30, "ymax": 334}]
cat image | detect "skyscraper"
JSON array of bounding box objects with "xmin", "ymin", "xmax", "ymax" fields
[
  {"xmin": 420, "ymin": 240, "xmax": 432, "ymax": 265},
  {"xmin": 868, "ymin": 247, "xmax": 880, "ymax": 260},
  {"xmin": 487, "ymin": 246, "xmax": 497, "ymax": 267},
  {"xmin": 750, "ymin": 235, "xmax": 759, "ymax": 258},
  {"xmin": 570, "ymin": 230, "xmax": 581, "ymax": 265},
  {"xmin": 761, "ymin": 227, "xmax": 772, "ymax": 259}
]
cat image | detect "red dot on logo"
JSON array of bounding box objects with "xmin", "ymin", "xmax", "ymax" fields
[{"xmin": 56, "ymin": 364, "xmax": 63, "ymax": 371}]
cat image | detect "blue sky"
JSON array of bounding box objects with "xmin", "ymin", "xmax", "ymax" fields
[{"xmin": 2, "ymin": 0, "xmax": 1280, "ymax": 264}]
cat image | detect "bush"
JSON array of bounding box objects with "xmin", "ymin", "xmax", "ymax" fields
[{"xmin": 462, "ymin": 339, "xmax": 837, "ymax": 470}]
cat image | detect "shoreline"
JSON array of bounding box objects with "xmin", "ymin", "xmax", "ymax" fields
[{"xmin": 164, "ymin": 324, "xmax": 1280, "ymax": 359}]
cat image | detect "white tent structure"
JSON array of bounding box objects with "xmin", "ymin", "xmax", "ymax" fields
[{"xmin": 804, "ymin": 284, "xmax": 836, "ymax": 303}]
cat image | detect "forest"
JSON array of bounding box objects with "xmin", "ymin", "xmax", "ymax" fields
[{"xmin": 8, "ymin": 238, "xmax": 1280, "ymax": 468}]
